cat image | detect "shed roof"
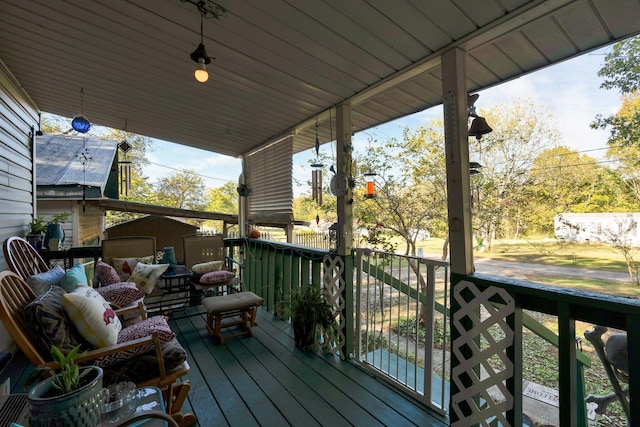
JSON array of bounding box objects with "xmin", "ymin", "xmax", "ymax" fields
[{"xmin": 36, "ymin": 134, "xmax": 117, "ymax": 198}]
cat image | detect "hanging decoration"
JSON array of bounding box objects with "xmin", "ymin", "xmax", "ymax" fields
[
  {"xmin": 71, "ymin": 88, "xmax": 91, "ymax": 133},
  {"xmin": 311, "ymin": 119, "xmax": 324, "ymax": 205},
  {"xmin": 118, "ymin": 135, "xmax": 133, "ymax": 196},
  {"xmin": 77, "ymin": 139, "xmax": 93, "ymax": 213},
  {"xmin": 363, "ymin": 135, "xmax": 377, "ymax": 199}
]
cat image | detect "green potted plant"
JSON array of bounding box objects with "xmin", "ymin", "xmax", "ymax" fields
[
  {"xmin": 26, "ymin": 345, "xmax": 104, "ymax": 427},
  {"xmin": 26, "ymin": 216, "xmax": 47, "ymax": 249},
  {"xmin": 44, "ymin": 212, "xmax": 71, "ymax": 250},
  {"xmin": 288, "ymin": 286, "xmax": 337, "ymax": 351}
]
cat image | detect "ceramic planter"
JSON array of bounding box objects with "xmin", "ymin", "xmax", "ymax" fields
[
  {"xmin": 27, "ymin": 366, "xmax": 103, "ymax": 427},
  {"xmin": 44, "ymin": 223, "xmax": 65, "ymax": 250}
]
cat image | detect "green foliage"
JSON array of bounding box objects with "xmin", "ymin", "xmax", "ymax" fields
[
  {"xmin": 353, "ymin": 123, "xmax": 448, "ymax": 256},
  {"xmin": 287, "ymin": 286, "xmax": 336, "ymax": 351},
  {"xmin": 155, "ymin": 169, "xmax": 207, "ymax": 210},
  {"xmin": 205, "ymin": 181, "xmax": 238, "ymax": 214},
  {"xmin": 48, "ymin": 212, "xmax": 70, "ymax": 224},
  {"xmin": 26, "ymin": 345, "xmax": 87, "ymax": 395},
  {"xmin": 29, "ymin": 216, "xmax": 47, "ymax": 234},
  {"xmin": 592, "ymin": 35, "xmax": 640, "ymax": 149}
]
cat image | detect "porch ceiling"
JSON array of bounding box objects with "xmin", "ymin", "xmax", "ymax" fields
[{"xmin": 1, "ymin": 0, "xmax": 639, "ymax": 158}]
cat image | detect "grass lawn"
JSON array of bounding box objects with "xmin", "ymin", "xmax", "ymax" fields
[{"xmin": 415, "ymin": 236, "xmax": 633, "ymax": 273}]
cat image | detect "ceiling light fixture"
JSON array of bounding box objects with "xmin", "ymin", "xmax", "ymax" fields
[
  {"xmin": 71, "ymin": 88, "xmax": 91, "ymax": 133},
  {"xmin": 187, "ymin": 1, "xmax": 225, "ymax": 83}
]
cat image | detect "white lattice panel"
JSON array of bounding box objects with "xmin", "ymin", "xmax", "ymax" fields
[
  {"xmin": 323, "ymin": 254, "xmax": 346, "ymax": 358},
  {"xmin": 451, "ymin": 280, "xmax": 515, "ymax": 426}
]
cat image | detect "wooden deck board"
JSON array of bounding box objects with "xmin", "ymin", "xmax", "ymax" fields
[
  {"xmin": 168, "ymin": 307, "xmax": 449, "ymax": 426},
  {"xmin": 0, "ymin": 307, "xmax": 449, "ymax": 427}
]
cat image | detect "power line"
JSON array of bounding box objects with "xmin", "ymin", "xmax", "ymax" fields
[{"xmin": 147, "ymin": 161, "xmax": 235, "ymax": 184}]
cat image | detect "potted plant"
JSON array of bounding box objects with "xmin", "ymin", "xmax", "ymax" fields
[
  {"xmin": 26, "ymin": 216, "xmax": 47, "ymax": 249},
  {"xmin": 288, "ymin": 286, "xmax": 337, "ymax": 351},
  {"xmin": 26, "ymin": 345, "xmax": 104, "ymax": 427},
  {"xmin": 44, "ymin": 212, "xmax": 71, "ymax": 250}
]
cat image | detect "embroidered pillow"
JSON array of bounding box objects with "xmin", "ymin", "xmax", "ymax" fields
[
  {"xmin": 105, "ymin": 256, "xmax": 155, "ymax": 281},
  {"xmin": 191, "ymin": 260, "xmax": 224, "ymax": 275},
  {"xmin": 59, "ymin": 263, "xmax": 88, "ymax": 291},
  {"xmin": 96, "ymin": 261, "xmax": 121, "ymax": 287},
  {"xmin": 27, "ymin": 265, "xmax": 65, "ymax": 296},
  {"xmin": 199, "ymin": 270, "xmax": 235, "ymax": 285},
  {"xmin": 62, "ymin": 286, "xmax": 122, "ymax": 347},
  {"xmin": 129, "ymin": 263, "xmax": 169, "ymax": 294},
  {"xmin": 24, "ymin": 285, "xmax": 85, "ymax": 354},
  {"xmin": 96, "ymin": 282, "xmax": 145, "ymax": 307}
]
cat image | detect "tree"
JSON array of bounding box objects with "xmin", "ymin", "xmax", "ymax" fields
[
  {"xmin": 592, "ymin": 35, "xmax": 640, "ymax": 147},
  {"xmin": 155, "ymin": 170, "xmax": 206, "ymax": 210},
  {"xmin": 205, "ymin": 181, "xmax": 238, "ymax": 213},
  {"xmin": 471, "ymin": 99, "xmax": 560, "ymax": 247},
  {"xmin": 354, "ymin": 123, "xmax": 448, "ymax": 256}
]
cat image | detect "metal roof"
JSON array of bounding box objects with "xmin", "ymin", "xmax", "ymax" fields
[
  {"xmin": 2, "ymin": 0, "xmax": 639, "ymax": 158},
  {"xmin": 35, "ymin": 134, "xmax": 117, "ymax": 197}
]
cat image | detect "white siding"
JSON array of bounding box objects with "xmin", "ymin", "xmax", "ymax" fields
[{"xmin": 0, "ymin": 57, "xmax": 39, "ymax": 353}]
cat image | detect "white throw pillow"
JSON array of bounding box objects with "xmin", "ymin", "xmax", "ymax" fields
[
  {"xmin": 129, "ymin": 263, "xmax": 169, "ymax": 294},
  {"xmin": 62, "ymin": 286, "xmax": 122, "ymax": 347}
]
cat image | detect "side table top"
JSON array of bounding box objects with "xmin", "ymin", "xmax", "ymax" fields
[{"xmin": 161, "ymin": 264, "xmax": 192, "ymax": 279}]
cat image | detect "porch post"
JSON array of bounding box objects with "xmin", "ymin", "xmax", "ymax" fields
[
  {"xmin": 441, "ymin": 48, "xmax": 473, "ymax": 275},
  {"xmin": 335, "ymin": 103, "xmax": 354, "ymax": 358},
  {"xmin": 441, "ymin": 47, "xmax": 475, "ymax": 425}
]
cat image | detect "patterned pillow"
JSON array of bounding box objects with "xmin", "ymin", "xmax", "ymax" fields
[
  {"xmin": 118, "ymin": 316, "xmax": 175, "ymax": 343},
  {"xmin": 96, "ymin": 261, "xmax": 121, "ymax": 287},
  {"xmin": 95, "ymin": 282, "xmax": 145, "ymax": 307},
  {"xmin": 191, "ymin": 260, "xmax": 224, "ymax": 275},
  {"xmin": 59, "ymin": 263, "xmax": 88, "ymax": 291},
  {"xmin": 129, "ymin": 263, "xmax": 169, "ymax": 294},
  {"xmin": 27, "ymin": 265, "xmax": 65, "ymax": 296},
  {"xmin": 199, "ymin": 270, "xmax": 235, "ymax": 285},
  {"xmin": 24, "ymin": 285, "xmax": 86, "ymax": 354},
  {"xmin": 105, "ymin": 256, "xmax": 155, "ymax": 281},
  {"xmin": 62, "ymin": 286, "xmax": 122, "ymax": 347},
  {"xmin": 96, "ymin": 316, "xmax": 175, "ymax": 367}
]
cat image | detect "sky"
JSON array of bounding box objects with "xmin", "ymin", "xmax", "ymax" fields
[{"xmin": 144, "ymin": 46, "xmax": 623, "ymax": 194}]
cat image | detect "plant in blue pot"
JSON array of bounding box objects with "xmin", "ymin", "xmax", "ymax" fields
[
  {"xmin": 44, "ymin": 212, "xmax": 71, "ymax": 250},
  {"xmin": 25, "ymin": 345, "xmax": 104, "ymax": 427}
]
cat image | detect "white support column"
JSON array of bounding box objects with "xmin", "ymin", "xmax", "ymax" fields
[
  {"xmin": 335, "ymin": 104, "xmax": 353, "ymax": 256},
  {"xmin": 441, "ymin": 48, "xmax": 474, "ymax": 275}
]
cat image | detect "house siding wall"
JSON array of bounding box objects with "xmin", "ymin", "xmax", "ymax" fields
[{"xmin": 0, "ymin": 58, "xmax": 39, "ymax": 353}]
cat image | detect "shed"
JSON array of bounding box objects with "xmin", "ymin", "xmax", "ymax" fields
[{"xmin": 105, "ymin": 215, "xmax": 199, "ymax": 263}]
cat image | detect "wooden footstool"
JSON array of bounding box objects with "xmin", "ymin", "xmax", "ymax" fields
[{"xmin": 202, "ymin": 292, "xmax": 264, "ymax": 344}]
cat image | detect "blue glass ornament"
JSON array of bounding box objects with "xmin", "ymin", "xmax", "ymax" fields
[{"xmin": 71, "ymin": 116, "xmax": 91, "ymax": 133}]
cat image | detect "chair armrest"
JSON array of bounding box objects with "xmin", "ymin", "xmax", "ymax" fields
[{"xmin": 114, "ymin": 301, "xmax": 147, "ymax": 321}]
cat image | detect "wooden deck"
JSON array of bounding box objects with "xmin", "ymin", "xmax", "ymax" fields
[
  {"xmin": 171, "ymin": 306, "xmax": 448, "ymax": 426},
  {"xmin": 0, "ymin": 307, "xmax": 449, "ymax": 426}
]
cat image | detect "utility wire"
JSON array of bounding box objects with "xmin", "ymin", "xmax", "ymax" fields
[{"xmin": 147, "ymin": 161, "xmax": 235, "ymax": 184}]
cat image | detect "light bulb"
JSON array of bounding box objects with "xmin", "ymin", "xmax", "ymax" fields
[{"xmin": 194, "ymin": 60, "xmax": 209, "ymax": 83}]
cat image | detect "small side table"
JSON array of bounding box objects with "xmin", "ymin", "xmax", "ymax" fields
[{"xmin": 146, "ymin": 265, "xmax": 192, "ymax": 315}]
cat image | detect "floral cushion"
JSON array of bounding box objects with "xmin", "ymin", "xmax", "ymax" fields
[
  {"xmin": 59, "ymin": 263, "xmax": 88, "ymax": 291},
  {"xmin": 96, "ymin": 261, "xmax": 121, "ymax": 287},
  {"xmin": 104, "ymin": 256, "xmax": 155, "ymax": 281},
  {"xmin": 23, "ymin": 285, "xmax": 86, "ymax": 354},
  {"xmin": 129, "ymin": 263, "xmax": 169, "ymax": 294},
  {"xmin": 95, "ymin": 282, "xmax": 145, "ymax": 307},
  {"xmin": 199, "ymin": 270, "xmax": 235, "ymax": 285},
  {"xmin": 62, "ymin": 286, "xmax": 122, "ymax": 347},
  {"xmin": 26, "ymin": 265, "xmax": 65, "ymax": 296}
]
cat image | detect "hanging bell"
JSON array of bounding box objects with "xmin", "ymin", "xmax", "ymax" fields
[{"xmin": 468, "ymin": 116, "xmax": 493, "ymax": 140}]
